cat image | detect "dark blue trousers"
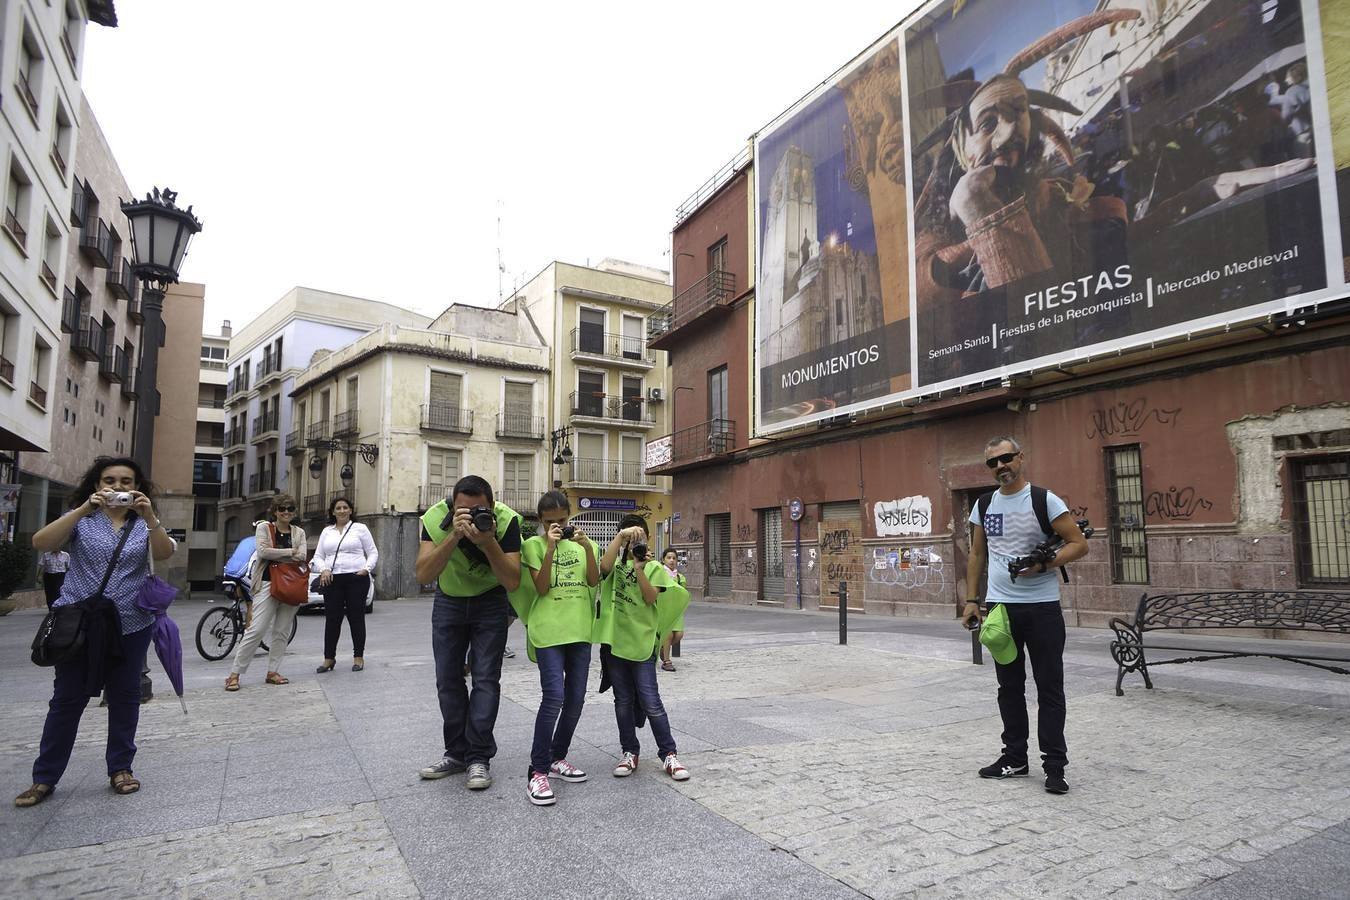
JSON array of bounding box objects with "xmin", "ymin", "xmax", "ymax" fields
[
  {"xmin": 530, "ymin": 642, "xmax": 591, "ymax": 775},
  {"xmin": 32, "ymin": 625, "xmax": 154, "ymax": 786}
]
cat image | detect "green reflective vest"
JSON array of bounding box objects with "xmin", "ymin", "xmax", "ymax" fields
[
  {"xmin": 595, "ymin": 557, "xmax": 690, "ymax": 662},
  {"xmin": 420, "ymin": 500, "xmax": 520, "ymax": 598},
  {"xmin": 518, "ymin": 535, "xmax": 597, "ymax": 656}
]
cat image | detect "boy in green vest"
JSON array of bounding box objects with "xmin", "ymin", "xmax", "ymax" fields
[
  {"xmin": 415, "ymin": 475, "xmax": 522, "ymax": 791},
  {"xmin": 518, "ymin": 491, "xmax": 600, "ymax": 806},
  {"xmin": 597, "ymin": 514, "xmax": 690, "ymax": 782}
]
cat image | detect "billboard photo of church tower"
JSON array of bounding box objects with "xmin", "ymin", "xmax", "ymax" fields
[{"xmin": 755, "ymin": 35, "xmax": 912, "ymax": 433}]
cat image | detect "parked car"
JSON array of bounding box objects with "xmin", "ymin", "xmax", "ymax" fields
[{"xmin": 302, "ymin": 575, "xmax": 376, "ymax": 614}]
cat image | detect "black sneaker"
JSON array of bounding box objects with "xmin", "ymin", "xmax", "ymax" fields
[
  {"xmin": 978, "ymin": 756, "xmax": 1030, "ymax": 779},
  {"xmin": 1044, "ymin": 771, "xmax": 1069, "ymax": 794}
]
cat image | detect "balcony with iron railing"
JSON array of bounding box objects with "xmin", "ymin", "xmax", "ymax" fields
[
  {"xmin": 568, "ymin": 391, "xmax": 656, "ymax": 427},
  {"xmin": 14, "ymin": 69, "xmax": 38, "ymax": 119},
  {"xmin": 500, "ymin": 490, "xmax": 539, "ymax": 514},
  {"xmin": 60, "ymin": 288, "xmax": 80, "ymax": 334},
  {"xmin": 221, "ymin": 479, "xmax": 244, "ymax": 504},
  {"xmin": 69, "ymin": 179, "xmax": 86, "ymax": 228},
  {"xmin": 224, "ymin": 427, "xmax": 247, "ymax": 454},
  {"xmin": 247, "ymin": 471, "xmax": 276, "ymax": 496},
  {"xmin": 644, "ymin": 418, "xmax": 736, "ymax": 475},
  {"xmin": 496, "ymin": 411, "xmax": 544, "ymax": 440},
  {"xmin": 251, "ymin": 409, "xmax": 280, "ymax": 442},
  {"xmin": 254, "ymin": 355, "xmax": 283, "ymax": 386},
  {"xmin": 569, "ymin": 329, "xmax": 655, "ymax": 368},
  {"xmin": 333, "ymin": 408, "xmax": 358, "ymax": 437},
  {"xmin": 3, "ymin": 206, "xmax": 27, "ymax": 250},
  {"xmin": 29, "ymin": 380, "xmax": 47, "ymax": 409},
  {"xmin": 79, "ymin": 219, "xmax": 112, "ymax": 268},
  {"xmin": 647, "ymin": 269, "xmax": 736, "ymax": 350},
  {"xmin": 285, "ymin": 428, "xmax": 305, "ymax": 455},
  {"xmin": 120, "ymin": 369, "xmax": 138, "ymax": 401},
  {"xmin": 306, "ymin": 419, "xmax": 331, "ymax": 444},
  {"xmin": 106, "ymin": 259, "xmax": 134, "ymax": 300},
  {"xmin": 126, "ymin": 297, "xmax": 143, "ymax": 325},
  {"xmin": 421, "ymin": 402, "xmax": 473, "ymax": 434},
  {"xmin": 567, "ymin": 457, "xmax": 656, "ymax": 488},
  {"xmin": 99, "ymin": 344, "xmax": 126, "ymax": 384},
  {"xmin": 39, "ymin": 261, "xmax": 57, "ymax": 294},
  {"xmin": 225, "ymin": 371, "xmax": 251, "ymax": 401},
  {"xmin": 303, "ymin": 491, "xmax": 327, "ymax": 518},
  {"xmin": 73, "ymin": 316, "xmax": 103, "ymax": 362},
  {"xmin": 0, "ymin": 354, "xmax": 14, "ymax": 385}
]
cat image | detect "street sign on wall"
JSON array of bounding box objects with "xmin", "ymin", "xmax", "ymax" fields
[{"xmin": 578, "ymin": 497, "xmax": 637, "ymax": 511}]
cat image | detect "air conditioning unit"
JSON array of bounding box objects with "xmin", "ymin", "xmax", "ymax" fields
[{"xmin": 647, "ymin": 387, "xmax": 664, "ymax": 403}]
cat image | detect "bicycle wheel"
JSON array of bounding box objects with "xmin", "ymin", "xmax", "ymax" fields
[
  {"xmin": 196, "ymin": 607, "xmax": 239, "ymax": 661},
  {"xmin": 286, "ymin": 614, "xmax": 298, "ymax": 645}
]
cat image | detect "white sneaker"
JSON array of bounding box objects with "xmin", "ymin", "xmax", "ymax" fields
[
  {"xmin": 527, "ymin": 772, "xmax": 555, "ymax": 806},
  {"xmin": 662, "ymin": 753, "xmax": 690, "ymax": 781},
  {"xmin": 613, "ymin": 752, "xmax": 638, "ymax": 777},
  {"xmin": 549, "ymin": 759, "xmax": 588, "ymax": 783}
]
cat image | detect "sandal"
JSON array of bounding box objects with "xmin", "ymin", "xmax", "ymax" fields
[
  {"xmin": 224, "ymin": 674, "xmax": 240, "ymax": 692},
  {"xmin": 110, "ymin": 771, "xmax": 140, "ymax": 795},
  {"xmin": 265, "ymin": 672, "xmax": 289, "ymax": 685},
  {"xmin": 14, "ymin": 784, "xmax": 52, "ymax": 808},
  {"xmin": 661, "ymin": 660, "xmax": 676, "ymax": 672}
]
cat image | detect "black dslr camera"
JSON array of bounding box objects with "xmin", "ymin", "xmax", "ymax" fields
[
  {"xmin": 470, "ymin": 505, "xmax": 495, "ymax": 532},
  {"xmin": 631, "ymin": 541, "xmax": 649, "ymax": 562},
  {"xmin": 560, "ymin": 524, "xmax": 576, "ymax": 540},
  {"xmin": 1008, "ymin": 519, "xmax": 1093, "ymax": 582}
]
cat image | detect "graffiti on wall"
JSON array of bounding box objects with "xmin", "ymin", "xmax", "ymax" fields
[
  {"xmin": 873, "ymin": 495, "xmax": 933, "ymax": 537},
  {"xmin": 868, "ymin": 546, "xmax": 950, "ymax": 594},
  {"xmin": 1086, "ymin": 398, "xmax": 1181, "ymax": 440},
  {"xmin": 1145, "ymin": 486, "xmax": 1213, "ymax": 520}
]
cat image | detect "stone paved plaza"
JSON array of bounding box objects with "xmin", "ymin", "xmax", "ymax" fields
[{"xmin": 0, "ymin": 598, "xmax": 1347, "ymax": 898}]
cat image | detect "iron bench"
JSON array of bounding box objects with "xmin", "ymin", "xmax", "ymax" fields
[{"xmin": 1109, "ymin": 591, "xmax": 1350, "ymax": 696}]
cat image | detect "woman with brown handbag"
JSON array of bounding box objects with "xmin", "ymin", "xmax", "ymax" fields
[{"xmin": 224, "ymin": 494, "xmax": 307, "ymax": 691}]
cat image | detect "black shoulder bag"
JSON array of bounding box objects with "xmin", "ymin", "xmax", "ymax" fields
[{"xmin": 30, "ymin": 516, "xmax": 136, "ymax": 667}]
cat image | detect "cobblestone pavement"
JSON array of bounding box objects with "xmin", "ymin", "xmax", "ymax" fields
[{"xmin": 0, "ymin": 599, "xmax": 1346, "ymax": 898}]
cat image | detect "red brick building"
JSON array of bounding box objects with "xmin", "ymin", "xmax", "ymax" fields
[{"xmin": 647, "ymin": 153, "xmax": 1350, "ymax": 627}]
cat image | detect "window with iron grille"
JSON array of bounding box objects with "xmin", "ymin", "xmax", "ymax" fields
[
  {"xmin": 1291, "ymin": 456, "xmax": 1350, "ymax": 587},
  {"xmin": 760, "ymin": 508, "xmax": 784, "ymax": 593},
  {"xmin": 1104, "ymin": 445, "xmax": 1149, "ymax": 584}
]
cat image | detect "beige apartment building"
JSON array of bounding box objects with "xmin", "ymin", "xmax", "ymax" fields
[
  {"xmin": 287, "ymin": 302, "xmax": 549, "ymax": 598},
  {"xmin": 503, "ymin": 259, "xmax": 673, "ymax": 547},
  {"xmin": 188, "ymin": 318, "xmax": 228, "ymax": 589}
]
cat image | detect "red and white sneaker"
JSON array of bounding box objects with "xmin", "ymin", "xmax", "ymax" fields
[
  {"xmin": 527, "ymin": 771, "xmax": 555, "ymax": 806},
  {"xmin": 549, "ymin": 759, "xmax": 588, "ymax": 783},
  {"xmin": 662, "ymin": 753, "xmax": 690, "ymax": 781},
  {"xmin": 613, "ymin": 752, "xmax": 638, "ymax": 777}
]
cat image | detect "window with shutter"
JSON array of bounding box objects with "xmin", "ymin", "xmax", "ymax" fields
[{"xmin": 426, "ymin": 447, "xmax": 462, "ymax": 507}]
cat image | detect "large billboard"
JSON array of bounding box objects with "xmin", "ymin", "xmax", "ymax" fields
[{"xmin": 755, "ymin": 0, "xmax": 1347, "ymax": 435}]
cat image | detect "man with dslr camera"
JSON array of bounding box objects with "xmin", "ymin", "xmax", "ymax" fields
[
  {"xmin": 961, "ymin": 436, "xmax": 1087, "ymax": 795},
  {"xmin": 415, "ymin": 475, "xmax": 522, "ymax": 791}
]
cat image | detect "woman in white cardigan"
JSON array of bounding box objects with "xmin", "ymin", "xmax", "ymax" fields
[
  {"xmin": 311, "ymin": 496, "xmax": 378, "ymax": 673},
  {"xmin": 225, "ymin": 494, "xmax": 306, "ymax": 690}
]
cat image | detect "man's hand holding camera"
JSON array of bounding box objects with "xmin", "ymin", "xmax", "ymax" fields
[{"xmin": 454, "ymin": 506, "xmax": 498, "ymax": 547}]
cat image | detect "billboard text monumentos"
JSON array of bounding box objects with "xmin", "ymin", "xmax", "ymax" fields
[{"xmin": 754, "ymin": 0, "xmax": 1347, "ymax": 435}]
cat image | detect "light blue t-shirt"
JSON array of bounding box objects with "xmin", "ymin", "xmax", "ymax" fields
[{"xmin": 969, "ymin": 484, "xmax": 1068, "ymax": 604}]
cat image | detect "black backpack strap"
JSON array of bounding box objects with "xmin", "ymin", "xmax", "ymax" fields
[
  {"xmin": 1030, "ymin": 485, "xmax": 1053, "ymax": 537},
  {"xmin": 976, "ymin": 491, "xmax": 993, "ymax": 526}
]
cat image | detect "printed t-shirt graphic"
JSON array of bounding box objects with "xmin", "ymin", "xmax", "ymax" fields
[
  {"xmin": 515, "ymin": 535, "xmax": 596, "ymax": 663},
  {"xmin": 968, "ymin": 483, "xmax": 1067, "ymax": 603},
  {"xmin": 594, "ymin": 557, "xmax": 690, "ymax": 662}
]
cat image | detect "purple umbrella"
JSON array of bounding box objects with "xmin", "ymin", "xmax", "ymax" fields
[{"xmin": 135, "ymin": 575, "xmax": 187, "ymax": 714}]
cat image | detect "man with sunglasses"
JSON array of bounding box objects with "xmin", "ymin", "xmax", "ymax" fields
[{"xmin": 961, "ymin": 436, "xmax": 1088, "ymax": 795}]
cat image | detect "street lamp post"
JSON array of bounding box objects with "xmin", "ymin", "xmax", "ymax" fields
[
  {"xmin": 549, "ymin": 427, "xmax": 573, "ymax": 489},
  {"xmin": 121, "ymin": 188, "xmax": 202, "ymax": 478}
]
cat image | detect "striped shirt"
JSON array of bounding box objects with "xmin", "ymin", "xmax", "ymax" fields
[
  {"xmin": 52, "ymin": 513, "xmax": 156, "ymax": 635},
  {"xmin": 969, "ymin": 484, "xmax": 1068, "ymax": 604}
]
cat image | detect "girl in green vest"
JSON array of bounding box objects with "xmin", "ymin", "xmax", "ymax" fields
[
  {"xmin": 598, "ymin": 514, "xmax": 690, "ymax": 782},
  {"xmin": 658, "ymin": 548, "xmax": 687, "ymax": 672},
  {"xmin": 520, "ymin": 491, "xmax": 600, "ymax": 806}
]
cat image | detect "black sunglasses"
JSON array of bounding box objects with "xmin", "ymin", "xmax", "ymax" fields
[
  {"xmin": 275, "ymin": 506, "xmax": 296, "ymax": 512},
  {"xmin": 985, "ymin": 451, "xmax": 1020, "ymax": 469}
]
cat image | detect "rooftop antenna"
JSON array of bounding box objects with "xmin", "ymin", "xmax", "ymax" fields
[{"xmin": 496, "ymin": 205, "xmax": 505, "ymax": 303}]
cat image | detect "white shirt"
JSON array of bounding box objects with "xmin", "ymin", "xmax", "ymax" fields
[
  {"xmin": 40, "ymin": 550, "xmax": 70, "ymax": 574},
  {"xmin": 310, "ymin": 522, "xmax": 378, "ymax": 575}
]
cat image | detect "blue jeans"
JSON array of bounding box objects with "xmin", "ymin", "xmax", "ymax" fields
[
  {"xmin": 432, "ymin": 591, "xmax": 509, "ymax": 765},
  {"xmin": 608, "ymin": 651, "xmax": 676, "ymax": 760},
  {"xmin": 33, "ymin": 625, "xmax": 154, "ymax": 786},
  {"xmin": 530, "ymin": 642, "xmax": 591, "ymax": 775}
]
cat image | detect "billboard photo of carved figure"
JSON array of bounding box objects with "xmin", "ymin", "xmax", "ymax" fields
[
  {"xmin": 1322, "ymin": 0, "xmax": 1350, "ymax": 273},
  {"xmin": 906, "ymin": 0, "xmax": 1338, "ymax": 389},
  {"xmin": 756, "ymin": 35, "xmax": 912, "ymax": 433}
]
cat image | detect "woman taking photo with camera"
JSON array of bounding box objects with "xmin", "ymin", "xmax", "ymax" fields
[
  {"xmin": 311, "ymin": 496, "xmax": 377, "ymax": 673},
  {"xmin": 224, "ymin": 494, "xmax": 306, "ymax": 691},
  {"xmin": 15, "ymin": 457, "xmax": 176, "ymax": 807}
]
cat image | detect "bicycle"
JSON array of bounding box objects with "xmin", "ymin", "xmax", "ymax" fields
[{"xmin": 195, "ymin": 585, "xmax": 297, "ymax": 661}]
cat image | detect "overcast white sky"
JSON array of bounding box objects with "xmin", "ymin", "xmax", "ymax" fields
[{"xmin": 82, "ymin": 1, "xmax": 922, "ymax": 333}]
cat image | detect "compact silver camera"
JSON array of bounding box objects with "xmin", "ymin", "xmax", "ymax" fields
[{"xmin": 106, "ymin": 491, "xmax": 134, "ymax": 507}]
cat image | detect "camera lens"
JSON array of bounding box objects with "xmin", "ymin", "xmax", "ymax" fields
[
  {"xmin": 471, "ymin": 506, "xmax": 494, "ymax": 532},
  {"xmin": 560, "ymin": 525, "xmax": 576, "ymax": 540},
  {"xmin": 632, "ymin": 541, "xmax": 649, "ymax": 561}
]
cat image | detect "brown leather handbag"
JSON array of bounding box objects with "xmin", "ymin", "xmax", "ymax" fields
[{"xmin": 267, "ymin": 524, "xmax": 309, "ymax": 606}]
